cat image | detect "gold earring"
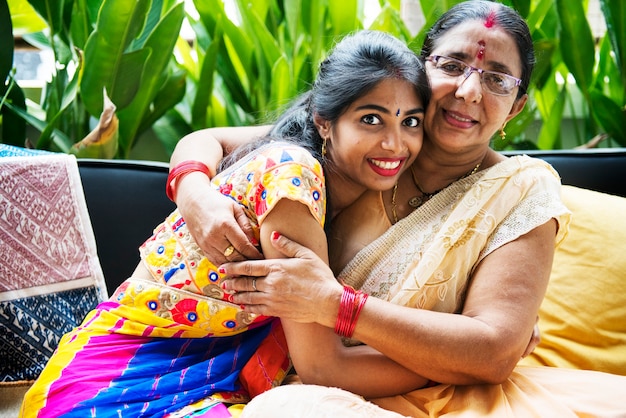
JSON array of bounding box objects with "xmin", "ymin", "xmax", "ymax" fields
[
  {"xmin": 499, "ymin": 123, "xmax": 507, "ymax": 141},
  {"xmin": 322, "ymin": 137, "xmax": 328, "ymax": 157}
]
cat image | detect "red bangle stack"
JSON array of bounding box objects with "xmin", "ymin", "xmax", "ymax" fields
[
  {"xmin": 166, "ymin": 160, "xmax": 212, "ymax": 202},
  {"xmin": 334, "ymin": 285, "xmax": 368, "ymax": 338}
]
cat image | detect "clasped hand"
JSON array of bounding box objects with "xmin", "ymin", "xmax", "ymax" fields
[{"xmin": 220, "ymin": 232, "xmax": 344, "ymax": 326}]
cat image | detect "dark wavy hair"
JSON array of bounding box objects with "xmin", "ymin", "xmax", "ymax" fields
[
  {"xmin": 220, "ymin": 30, "xmax": 430, "ymax": 171},
  {"xmin": 420, "ymin": 0, "xmax": 534, "ymax": 99}
]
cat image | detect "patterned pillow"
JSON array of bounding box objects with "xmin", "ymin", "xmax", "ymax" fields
[{"xmin": 0, "ymin": 145, "xmax": 107, "ymax": 384}]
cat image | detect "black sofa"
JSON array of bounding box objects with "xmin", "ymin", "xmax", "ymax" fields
[{"xmin": 78, "ymin": 148, "xmax": 626, "ymax": 294}]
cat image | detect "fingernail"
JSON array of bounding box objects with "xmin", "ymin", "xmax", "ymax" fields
[
  {"xmin": 220, "ymin": 281, "xmax": 227, "ymax": 289},
  {"xmin": 271, "ymin": 231, "xmax": 280, "ymax": 241},
  {"xmin": 250, "ymin": 237, "xmax": 259, "ymax": 246},
  {"xmin": 240, "ymin": 305, "xmax": 246, "ymax": 310},
  {"xmin": 218, "ymin": 267, "xmax": 226, "ymax": 274}
]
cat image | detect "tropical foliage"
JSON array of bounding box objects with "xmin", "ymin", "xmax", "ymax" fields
[
  {"xmin": 1, "ymin": 0, "xmax": 185, "ymax": 158},
  {"xmin": 1, "ymin": 0, "xmax": 624, "ymax": 159}
]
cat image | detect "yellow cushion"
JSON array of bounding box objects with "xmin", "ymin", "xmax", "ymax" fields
[{"xmin": 520, "ymin": 185, "xmax": 626, "ymax": 375}]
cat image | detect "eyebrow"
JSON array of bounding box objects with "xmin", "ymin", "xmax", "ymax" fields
[
  {"xmin": 354, "ymin": 104, "xmax": 425, "ymax": 115},
  {"xmin": 447, "ymin": 52, "xmax": 516, "ymax": 75}
]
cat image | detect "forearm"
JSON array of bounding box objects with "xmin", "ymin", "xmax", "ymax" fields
[
  {"xmin": 170, "ymin": 125, "xmax": 273, "ymax": 173},
  {"xmin": 283, "ymin": 320, "xmax": 429, "ymax": 398},
  {"xmin": 170, "ymin": 129, "xmax": 225, "ymax": 176},
  {"xmin": 349, "ymin": 300, "xmax": 523, "ymax": 385}
]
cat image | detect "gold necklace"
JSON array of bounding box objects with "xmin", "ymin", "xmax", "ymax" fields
[{"xmin": 391, "ymin": 162, "xmax": 482, "ymax": 224}]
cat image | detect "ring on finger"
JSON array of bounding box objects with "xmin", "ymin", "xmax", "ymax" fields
[
  {"xmin": 223, "ymin": 245, "xmax": 235, "ymax": 257},
  {"xmin": 252, "ymin": 278, "xmax": 258, "ymax": 292}
]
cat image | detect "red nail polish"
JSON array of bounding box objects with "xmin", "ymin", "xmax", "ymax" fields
[
  {"xmin": 271, "ymin": 231, "xmax": 280, "ymax": 240},
  {"xmin": 250, "ymin": 237, "xmax": 259, "ymax": 246},
  {"xmin": 218, "ymin": 267, "xmax": 226, "ymax": 274},
  {"xmin": 240, "ymin": 305, "xmax": 246, "ymax": 310}
]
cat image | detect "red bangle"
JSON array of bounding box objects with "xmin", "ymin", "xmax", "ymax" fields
[
  {"xmin": 166, "ymin": 160, "xmax": 212, "ymax": 201},
  {"xmin": 334, "ymin": 286, "xmax": 368, "ymax": 338}
]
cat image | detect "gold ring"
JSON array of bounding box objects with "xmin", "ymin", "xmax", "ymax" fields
[
  {"xmin": 252, "ymin": 279, "xmax": 258, "ymax": 292},
  {"xmin": 223, "ymin": 245, "xmax": 235, "ymax": 257}
]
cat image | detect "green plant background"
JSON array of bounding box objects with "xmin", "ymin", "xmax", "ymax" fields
[{"xmin": 1, "ymin": 0, "xmax": 624, "ymax": 160}]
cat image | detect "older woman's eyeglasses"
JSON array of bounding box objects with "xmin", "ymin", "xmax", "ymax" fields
[{"xmin": 427, "ymin": 55, "xmax": 522, "ymax": 96}]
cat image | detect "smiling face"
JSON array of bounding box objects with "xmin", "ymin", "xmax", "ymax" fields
[
  {"xmin": 316, "ymin": 77, "xmax": 425, "ymax": 200},
  {"xmin": 423, "ymin": 20, "xmax": 527, "ymax": 155}
]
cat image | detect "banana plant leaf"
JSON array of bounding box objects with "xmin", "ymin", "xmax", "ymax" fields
[
  {"xmin": 1, "ymin": 0, "xmax": 27, "ymax": 146},
  {"xmin": 1, "ymin": 0, "xmax": 13, "ymax": 89},
  {"xmin": 116, "ymin": 2, "xmax": 185, "ymax": 155},
  {"xmin": 70, "ymin": 92, "xmax": 119, "ymax": 158},
  {"xmin": 589, "ymin": 90, "xmax": 626, "ymax": 146},
  {"xmin": 556, "ymin": 0, "xmax": 595, "ymax": 98},
  {"xmin": 4, "ymin": 101, "xmax": 72, "ymax": 151},
  {"xmin": 600, "ymin": 0, "xmax": 625, "ymax": 87},
  {"xmin": 35, "ymin": 67, "xmax": 79, "ymax": 149},
  {"xmin": 80, "ymin": 0, "xmax": 184, "ymax": 157},
  {"xmin": 80, "ymin": 0, "xmax": 152, "ymax": 116},
  {"xmin": 6, "ymin": 0, "xmax": 46, "ymax": 35}
]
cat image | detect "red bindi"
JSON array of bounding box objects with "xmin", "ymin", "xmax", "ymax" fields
[
  {"xmin": 477, "ymin": 40, "xmax": 486, "ymax": 60},
  {"xmin": 484, "ymin": 10, "xmax": 496, "ymax": 28}
]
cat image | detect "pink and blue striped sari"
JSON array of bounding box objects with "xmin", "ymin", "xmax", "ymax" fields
[{"xmin": 21, "ymin": 298, "xmax": 288, "ymax": 417}]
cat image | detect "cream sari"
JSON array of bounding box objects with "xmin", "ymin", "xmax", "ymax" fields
[{"xmin": 243, "ymin": 156, "xmax": 626, "ymax": 417}]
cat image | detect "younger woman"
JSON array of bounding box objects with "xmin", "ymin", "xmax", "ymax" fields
[{"xmin": 20, "ymin": 30, "xmax": 430, "ymax": 417}]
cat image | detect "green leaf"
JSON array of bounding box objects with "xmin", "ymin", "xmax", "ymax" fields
[
  {"xmin": 1, "ymin": 77, "xmax": 27, "ymax": 147},
  {"xmin": 36, "ymin": 67, "xmax": 79, "ymax": 149},
  {"xmin": 595, "ymin": 35, "xmax": 623, "ymax": 103},
  {"xmin": 304, "ymin": 0, "xmax": 329, "ymax": 69},
  {"xmin": 192, "ymin": 35, "xmax": 221, "ymax": 129},
  {"xmin": 556, "ymin": 0, "xmax": 595, "ymax": 97},
  {"xmin": 69, "ymin": 0, "xmax": 94, "ymax": 50},
  {"xmin": 139, "ymin": 68, "xmax": 186, "ymax": 135},
  {"xmin": 269, "ymin": 56, "xmax": 291, "ymax": 111},
  {"xmin": 328, "ymin": 0, "xmax": 361, "ymax": 36},
  {"xmin": 27, "ymin": 0, "xmax": 64, "ymax": 35},
  {"xmin": 531, "ymin": 38, "xmax": 556, "ymax": 90},
  {"xmin": 589, "ymin": 90, "xmax": 626, "ymax": 146},
  {"xmin": 368, "ymin": 5, "xmax": 410, "ymax": 39},
  {"xmin": 599, "ymin": 0, "xmax": 625, "ymax": 87},
  {"xmin": 509, "ymin": 0, "xmax": 530, "ymax": 18},
  {"xmin": 4, "ymin": 100, "xmax": 72, "ymax": 151},
  {"xmin": 6, "ymin": 0, "xmax": 46, "ymax": 36},
  {"xmin": 117, "ymin": 2, "xmax": 185, "ymax": 154},
  {"xmin": 235, "ymin": 0, "xmax": 283, "ymax": 84},
  {"xmin": 193, "ymin": 0, "xmax": 255, "ymax": 111},
  {"xmin": 534, "ymin": 72, "xmax": 567, "ymax": 149},
  {"xmin": 80, "ymin": 0, "xmax": 151, "ymax": 115},
  {"xmin": 283, "ymin": 0, "xmax": 302, "ymax": 46},
  {"xmin": 0, "ymin": 0, "xmax": 13, "ymax": 87}
]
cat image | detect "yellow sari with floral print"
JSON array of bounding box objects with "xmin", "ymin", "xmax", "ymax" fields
[{"xmin": 22, "ymin": 143, "xmax": 325, "ymax": 418}]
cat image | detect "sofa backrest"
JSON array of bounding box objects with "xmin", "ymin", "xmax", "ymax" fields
[
  {"xmin": 503, "ymin": 149, "xmax": 626, "ymax": 198},
  {"xmin": 78, "ymin": 159, "xmax": 174, "ymax": 293}
]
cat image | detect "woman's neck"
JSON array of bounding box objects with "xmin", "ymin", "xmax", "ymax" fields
[
  {"xmin": 412, "ymin": 146, "xmax": 496, "ymax": 193},
  {"xmin": 324, "ymin": 170, "xmax": 368, "ymax": 222}
]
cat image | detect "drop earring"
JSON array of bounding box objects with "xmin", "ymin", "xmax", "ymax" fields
[
  {"xmin": 322, "ymin": 137, "xmax": 328, "ymax": 157},
  {"xmin": 499, "ymin": 124, "xmax": 507, "ymax": 141}
]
